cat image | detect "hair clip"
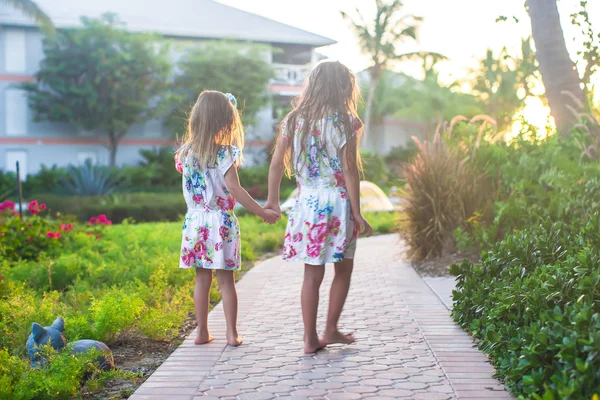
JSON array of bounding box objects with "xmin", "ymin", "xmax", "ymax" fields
[{"xmin": 225, "ymin": 93, "xmax": 237, "ymax": 108}]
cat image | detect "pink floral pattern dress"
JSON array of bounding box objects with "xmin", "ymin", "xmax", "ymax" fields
[
  {"xmin": 282, "ymin": 113, "xmax": 363, "ymax": 265},
  {"xmin": 175, "ymin": 145, "xmax": 241, "ymax": 270}
]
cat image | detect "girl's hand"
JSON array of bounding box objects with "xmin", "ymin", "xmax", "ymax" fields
[
  {"xmin": 263, "ymin": 200, "xmax": 281, "ymax": 215},
  {"xmin": 354, "ymin": 213, "xmax": 373, "ymax": 237},
  {"xmin": 262, "ymin": 208, "xmax": 281, "ymax": 224}
]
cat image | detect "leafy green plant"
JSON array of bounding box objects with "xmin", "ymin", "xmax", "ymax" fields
[
  {"xmin": 451, "ymin": 215, "xmax": 600, "ymax": 399},
  {"xmin": 60, "ymin": 160, "xmax": 122, "ymax": 196},
  {"xmin": 0, "ymin": 201, "xmax": 74, "ymax": 262}
]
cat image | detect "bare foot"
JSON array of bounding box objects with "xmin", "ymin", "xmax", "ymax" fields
[
  {"xmin": 322, "ymin": 330, "xmax": 355, "ymax": 345},
  {"xmin": 194, "ymin": 331, "xmax": 214, "ymax": 345},
  {"xmin": 304, "ymin": 338, "xmax": 327, "ymax": 354},
  {"xmin": 227, "ymin": 333, "xmax": 243, "ymax": 347}
]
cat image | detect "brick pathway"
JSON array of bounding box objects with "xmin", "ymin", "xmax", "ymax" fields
[{"xmin": 130, "ymin": 235, "xmax": 513, "ymax": 400}]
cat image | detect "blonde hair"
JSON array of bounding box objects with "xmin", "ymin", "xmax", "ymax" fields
[
  {"xmin": 280, "ymin": 60, "xmax": 363, "ymax": 177},
  {"xmin": 179, "ymin": 90, "xmax": 244, "ymax": 167}
]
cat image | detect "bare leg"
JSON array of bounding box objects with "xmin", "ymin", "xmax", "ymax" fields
[
  {"xmin": 302, "ymin": 264, "xmax": 326, "ymax": 353},
  {"xmin": 194, "ymin": 268, "xmax": 214, "ymax": 344},
  {"xmin": 322, "ymin": 258, "xmax": 355, "ymax": 345},
  {"xmin": 216, "ymin": 270, "xmax": 242, "ymax": 346}
]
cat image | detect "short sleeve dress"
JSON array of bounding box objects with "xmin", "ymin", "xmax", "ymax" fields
[
  {"xmin": 175, "ymin": 145, "xmax": 242, "ymax": 270},
  {"xmin": 282, "ymin": 113, "xmax": 363, "ymax": 265}
]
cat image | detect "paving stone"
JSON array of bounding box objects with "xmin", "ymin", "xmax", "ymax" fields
[{"xmin": 131, "ymin": 235, "xmax": 512, "ymax": 400}]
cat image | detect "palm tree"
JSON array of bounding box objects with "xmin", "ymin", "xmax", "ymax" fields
[
  {"xmin": 341, "ymin": 0, "xmax": 425, "ymax": 138},
  {"xmin": 1, "ymin": 0, "xmax": 54, "ymax": 32},
  {"xmin": 527, "ymin": 0, "xmax": 585, "ymax": 132}
]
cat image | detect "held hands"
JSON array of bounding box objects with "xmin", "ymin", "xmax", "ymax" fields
[
  {"xmin": 354, "ymin": 213, "xmax": 373, "ymax": 237},
  {"xmin": 261, "ymin": 200, "xmax": 282, "ymax": 225}
]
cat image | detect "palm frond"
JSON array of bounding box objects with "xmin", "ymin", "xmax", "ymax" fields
[{"xmin": 2, "ymin": 0, "xmax": 55, "ymax": 33}]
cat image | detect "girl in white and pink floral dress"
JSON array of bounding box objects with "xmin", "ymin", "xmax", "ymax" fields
[
  {"xmin": 266, "ymin": 61, "xmax": 373, "ymax": 353},
  {"xmin": 176, "ymin": 91, "xmax": 279, "ymax": 347}
]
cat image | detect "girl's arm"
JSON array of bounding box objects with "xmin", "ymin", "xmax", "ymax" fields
[
  {"xmin": 224, "ymin": 167, "xmax": 279, "ymax": 224},
  {"xmin": 341, "ymin": 139, "xmax": 372, "ymax": 236},
  {"xmin": 264, "ymin": 135, "xmax": 286, "ymax": 214}
]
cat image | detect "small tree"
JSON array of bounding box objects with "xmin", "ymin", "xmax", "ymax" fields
[
  {"xmin": 342, "ymin": 0, "xmax": 439, "ymax": 137},
  {"xmin": 168, "ymin": 41, "xmax": 274, "ymax": 135},
  {"xmin": 22, "ymin": 14, "xmax": 172, "ymax": 166}
]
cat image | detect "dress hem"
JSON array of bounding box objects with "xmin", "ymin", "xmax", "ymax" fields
[{"xmin": 282, "ymin": 255, "xmax": 355, "ymax": 265}]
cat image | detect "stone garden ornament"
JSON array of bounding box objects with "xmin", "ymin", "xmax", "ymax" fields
[{"xmin": 26, "ymin": 317, "xmax": 114, "ymax": 370}]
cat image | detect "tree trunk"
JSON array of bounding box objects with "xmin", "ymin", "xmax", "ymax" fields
[
  {"xmin": 364, "ymin": 78, "xmax": 377, "ymax": 138},
  {"xmin": 108, "ymin": 133, "xmax": 119, "ymax": 167},
  {"xmin": 527, "ymin": 0, "xmax": 585, "ymax": 133}
]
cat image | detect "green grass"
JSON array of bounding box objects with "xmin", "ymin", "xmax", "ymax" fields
[{"xmin": 0, "ymin": 211, "xmax": 397, "ymax": 398}]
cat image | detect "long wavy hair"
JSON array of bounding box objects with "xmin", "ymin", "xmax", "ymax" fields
[
  {"xmin": 178, "ymin": 90, "xmax": 244, "ymax": 168},
  {"xmin": 280, "ymin": 60, "xmax": 363, "ymax": 177}
]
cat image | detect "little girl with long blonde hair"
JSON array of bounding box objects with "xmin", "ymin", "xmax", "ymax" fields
[
  {"xmin": 176, "ymin": 90, "xmax": 279, "ymax": 346},
  {"xmin": 266, "ymin": 61, "xmax": 372, "ymax": 353}
]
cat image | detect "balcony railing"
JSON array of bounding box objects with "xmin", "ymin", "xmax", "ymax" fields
[{"xmin": 271, "ymin": 63, "xmax": 311, "ymax": 87}]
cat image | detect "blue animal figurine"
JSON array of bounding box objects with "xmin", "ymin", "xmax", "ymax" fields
[{"xmin": 26, "ymin": 317, "xmax": 114, "ymax": 370}]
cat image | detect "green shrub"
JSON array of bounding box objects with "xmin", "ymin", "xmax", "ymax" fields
[
  {"xmin": 455, "ymin": 136, "xmax": 600, "ymax": 252},
  {"xmin": 90, "ymin": 289, "xmax": 146, "ymax": 342},
  {"xmin": 38, "ymin": 192, "xmax": 186, "ymax": 223},
  {"xmin": 0, "ymin": 348, "xmax": 28, "ymax": 398},
  {"xmin": 451, "ymin": 216, "xmax": 600, "ymax": 399},
  {"xmin": 0, "ymin": 202, "xmax": 75, "ymax": 262}
]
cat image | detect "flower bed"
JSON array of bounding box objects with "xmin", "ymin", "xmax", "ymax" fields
[{"xmin": 0, "ymin": 202, "xmax": 397, "ymax": 398}]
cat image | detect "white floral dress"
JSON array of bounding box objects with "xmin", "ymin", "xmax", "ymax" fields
[
  {"xmin": 282, "ymin": 113, "xmax": 363, "ymax": 265},
  {"xmin": 175, "ymin": 145, "xmax": 241, "ymax": 270}
]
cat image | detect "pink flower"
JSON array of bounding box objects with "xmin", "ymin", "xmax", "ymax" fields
[
  {"xmin": 328, "ymin": 217, "xmax": 341, "ymax": 234},
  {"xmin": 284, "ymin": 245, "xmax": 297, "ymax": 259},
  {"xmin": 225, "ymin": 259, "xmax": 237, "ymax": 269},
  {"xmin": 59, "ymin": 223, "xmax": 74, "ymax": 232},
  {"xmin": 219, "ymin": 226, "xmax": 229, "ymax": 240},
  {"xmin": 175, "ymin": 158, "xmax": 183, "ymax": 173},
  {"xmin": 181, "ymin": 249, "xmax": 195, "ymax": 266},
  {"xmin": 293, "ymin": 233, "xmax": 303, "ymax": 243},
  {"xmin": 0, "ymin": 200, "xmax": 15, "ymax": 211},
  {"xmin": 46, "ymin": 232, "xmax": 60, "ymax": 239},
  {"xmin": 192, "ymin": 194, "xmax": 203, "ymax": 204},
  {"xmin": 193, "ymin": 240, "xmax": 207, "ymax": 256},
  {"xmin": 308, "ymin": 223, "xmax": 328, "ymax": 245},
  {"xmin": 333, "ymin": 171, "xmax": 346, "ymax": 188},
  {"xmin": 307, "ymin": 243, "xmax": 322, "ymax": 258},
  {"xmin": 215, "ymin": 242, "xmax": 222, "ymax": 251},
  {"xmin": 216, "ymin": 196, "xmax": 235, "ymax": 211},
  {"xmin": 0, "ymin": 274, "xmax": 3, "ymax": 281},
  {"xmin": 89, "ymin": 217, "xmax": 99, "ymax": 225},
  {"xmin": 39, "ymin": 203, "xmax": 47, "ymax": 210},
  {"xmin": 198, "ymin": 227, "xmax": 210, "ymax": 241}
]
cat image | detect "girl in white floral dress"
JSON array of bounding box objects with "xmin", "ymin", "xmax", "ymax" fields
[
  {"xmin": 266, "ymin": 61, "xmax": 373, "ymax": 353},
  {"xmin": 176, "ymin": 91, "xmax": 279, "ymax": 346}
]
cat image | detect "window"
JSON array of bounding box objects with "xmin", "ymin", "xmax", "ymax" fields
[
  {"xmin": 77, "ymin": 152, "xmax": 97, "ymax": 165},
  {"xmin": 5, "ymin": 89, "xmax": 28, "ymax": 136},
  {"xmin": 5, "ymin": 151, "xmax": 28, "ymax": 179},
  {"xmin": 4, "ymin": 29, "xmax": 27, "ymax": 73}
]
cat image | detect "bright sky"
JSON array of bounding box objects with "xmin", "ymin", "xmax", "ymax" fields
[{"xmin": 219, "ymin": 0, "xmax": 600, "ymax": 88}]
